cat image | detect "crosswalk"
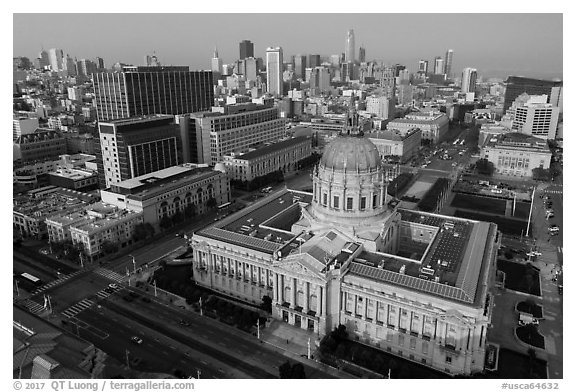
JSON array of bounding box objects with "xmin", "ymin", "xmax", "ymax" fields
[
  {"xmin": 22, "ymin": 299, "xmax": 46, "ymax": 315},
  {"xmin": 62, "ymin": 298, "xmax": 95, "ymax": 318},
  {"xmin": 31, "ymin": 270, "xmax": 84, "ymax": 296},
  {"xmin": 95, "ymin": 288, "xmax": 119, "ymax": 300},
  {"xmin": 93, "ymin": 267, "xmax": 125, "ymax": 283}
]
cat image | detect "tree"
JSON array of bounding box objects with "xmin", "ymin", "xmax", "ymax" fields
[
  {"xmin": 278, "ymin": 361, "xmax": 292, "ymax": 379},
  {"xmin": 183, "ymin": 204, "xmax": 196, "ymax": 218},
  {"xmin": 206, "ymin": 197, "xmax": 218, "ymax": 210},
  {"xmin": 532, "ymin": 167, "xmax": 551, "ymax": 181},
  {"xmin": 475, "ymin": 159, "xmax": 495, "ymax": 176},
  {"xmin": 333, "ymin": 324, "xmax": 348, "ymax": 341},
  {"xmin": 133, "ymin": 223, "xmax": 153, "ymax": 242},
  {"xmin": 159, "ymin": 216, "xmax": 173, "ymax": 230},
  {"xmin": 260, "ymin": 295, "xmax": 273, "ymax": 313},
  {"xmin": 291, "ymin": 363, "xmax": 306, "ymax": 379}
]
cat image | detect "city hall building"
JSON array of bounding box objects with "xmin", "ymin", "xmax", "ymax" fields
[{"xmin": 190, "ymin": 116, "xmax": 498, "ymax": 375}]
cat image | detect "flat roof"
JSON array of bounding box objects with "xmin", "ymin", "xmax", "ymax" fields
[
  {"xmin": 346, "ymin": 209, "xmax": 495, "ymax": 305},
  {"xmin": 228, "ymin": 137, "xmax": 310, "ymax": 161}
]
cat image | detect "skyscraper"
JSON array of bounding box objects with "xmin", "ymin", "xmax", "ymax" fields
[
  {"xmin": 211, "ymin": 47, "xmax": 223, "ymax": 78},
  {"xmin": 38, "ymin": 49, "xmax": 49, "ymax": 69},
  {"xmin": 266, "ymin": 47, "xmax": 283, "ymax": 96},
  {"xmin": 293, "ymin": 54, "xmax": 307, "ymax": 80},
  {"xmin": 308, "ymin": 54, "xmax": 321, "ymax": 69},
  {"xmin": 461, "ymin": 68, "xmax": 478, "ymax": 93},
  {"xmin": 95, "ymin": 57, "xmax": 105, "ymax": 70},
  {"xmin": 345, "ymin": 29, "xmax": 355, "ymax": 63},
  {"xmin": 359, "ymin": 46, "xmax": 366, "ymax": 63},
  {"xmin": 48, "ymin": 48, "xmax": 64, "ymax": 71},
  {"xmin": 239, "ymin": 40, "xmax": 254, "ymax": 60},
  {"xmin": 434, "ymin": 57, "xmax": 444, "ymax": 75},
  {"xmin": 418, "ymin": 60, "xmax": 429, "ymax": 74},
  {"xmin": 93, "ymin": 66, "xmax": 214, "ymax": 121},
  {"xmin": 444, "ymin": 49, "xmax": 454, "ymax": 78}
]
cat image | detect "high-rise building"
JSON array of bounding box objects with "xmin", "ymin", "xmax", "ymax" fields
[
  {"xmin": 308, "ymin": 54, "xmax": 321, "ymax": 69},
  {"xmin": 293, "ymin": 54, "xmax": 307, "ymax": 80},
  {"xmin": 63, "ymin": 55, "xmax": 76, "ymax": 76},
  {"xmin": 95, "ymin": 57, "xmax": 105, "ymax": 70},
  {"xmin": 434, "ymin": 56, "xmax": 444, "ymax": 75},
  {"xmin": 503, "ymin": 76, "xmax": 563, "ymax": 111},
  {"xmin": 144, "ymin": 53, "xmax": 160, "ymax": 66},
  {"xmin": 76, "ymin": 59, "xmax": 97, "ymax": 77},
  {"xmin": 366, "ymin": 96, "xmax": 395, "ymax": 119},
  {"xmin": 38, "ymin": 49, "xmax": 50, "ymax": 69},
  {"xmin": 507, "ymin": 94, "xmax": 560, "ymax": 140},
  {"xmin": 239, "ymin": 40, "xmax": 254, "ymax": 60},
  {"xmin": 243, "ymin": 57, "xmax": 258, "ymax": 81},
  {"xmin": 461, "ymin": 68, "xmax": 478, "ymax": 94},
  {"xmin": 48, "ymin": 48, "xmax": 64, "ymax": 71},
  {"xmin": 444, "ymin": 49, "xmax": 454, "ymax": 78},
  {"xmin": 266, "ymin": 47, "xmax": 283, "ymax": 96},
  {"xmin": 345, "ymin": 29, "xmax": 355, "ymax": 63},
  {"xmin": 211, "ymin": 47, "xmax": 223, "ymax": 78},
  {"xmin": 418, "ymin": 60, "xmax": 429, "ymax": 74},
  {"xmin": 359, "ymin": 46, "xmax": 366, "ymax": 63},
  {"xmin": 97, "ymin": 115, "xmax": 181, "ymax": 188},
  {"xmin": 92, "ymin": 66, "xmax": 214, "ymax": 121},
  {"xmin": 308, "ymin": 67, "xmax": 331, "ymax": 96},
  {"xmin": 329, "ymin": 54, "xmax": 341, "ymax": 68}
]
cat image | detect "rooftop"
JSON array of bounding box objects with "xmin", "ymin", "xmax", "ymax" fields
[
  {"xmin": 226, "ymin": 137, "xmax": 310, "ymax": 161},
  {"xmin": 98, "ymin": 114, "xmax": 174, "ymax": 126},
  {"xmin": 366, "ymin": 128, "xmax": 420, "ymax": 141},
  {"xmin": 49, "ymin": 168, "xmax": 97, "ymax": 180},
  {"xmin": 484, "ymin": 132, "xmax": 550, "ymax": 151},
  {"xmin": 109, "ymin": 165, "xmax": 221, "ymax": 200},
  {"xmin": 13, "ymin": 188, "xmax": 97, "ymax": 218},
  {"xmin": 346, "ymin": 209, "xmax": 495, "ymax": 305}
]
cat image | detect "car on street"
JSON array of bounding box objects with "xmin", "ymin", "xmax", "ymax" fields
[
  {"xmin": 39, "ymin": 248, "xmax": 49, "ymax": 255},
  {"xmin": 179, "ymin": 319, "xmax": 191, "ymax": 326},
  {"xmin": 131, "ymin": 336, "xmax": 143, "ymax": 344},
  {"xmin": 108, "ymin": 283, "xmax": 118, "ymax": 289}
]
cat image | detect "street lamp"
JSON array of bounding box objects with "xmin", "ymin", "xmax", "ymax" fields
[
  {"xmin": 130, "ymin": 255, "xmax": 136, "ymax": 274},
  {"xmin": 153, "ymin": 280, "xmax": 157, "ymax": 297},
  {"xmin": 256, "ymin": 318, "xmax": 260, "ymax": 339},
  {"xmin": 14, "ymin": 279, "xmax": 20, "ymax": 297},
  {"xmin": 196, "ymin": 369, "xmax": 201, "ymax": 379}
]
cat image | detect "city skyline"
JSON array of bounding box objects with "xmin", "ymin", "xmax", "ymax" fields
[{"xmin": 13, "ymin": 13, "xmax": 562, "ymax": 80}]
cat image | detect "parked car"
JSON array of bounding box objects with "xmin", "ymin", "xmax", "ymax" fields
[{"xmin": 131, "ymin": 336, "xmax": 143, "ymax": 344}]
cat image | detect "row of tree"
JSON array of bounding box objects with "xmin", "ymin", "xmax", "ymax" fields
[{"xmin": 230, "ymin": 170, "xmax": 284, "ymax": 192}]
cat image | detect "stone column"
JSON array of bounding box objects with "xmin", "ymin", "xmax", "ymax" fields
[
  {"xmin": 305, "ymin": 282, "xmax": 310, "ymax": 312},
  {"xmin": 291, "ymin": 277, "xmax": 296, "ymax": 307},
  {"xmin": 322, "ymin": 286, "xmax": 327, "ymax": 317},
  {"xmin": 280, "ymin": 274, "xmax": 285, "ymax": 302},
  {"xmin": 275, "ymin": 273, "xmax": 279, "ymax": 302},
  {"xmin": 316, "ymin": 286, "xmax": 322, "ymax": 315},
  {"xmin": 354, "ymin": 294, "xmax": 358, "ymax": 316}
]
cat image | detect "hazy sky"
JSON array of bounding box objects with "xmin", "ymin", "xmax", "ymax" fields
[{"xmin": 13, "ymin": 13, "xmax": 563, "ymax": 79}]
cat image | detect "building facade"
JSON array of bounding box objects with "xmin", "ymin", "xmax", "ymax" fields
[
  {"xmin": 503, "ymin": 76, "xmax": 562, "ymax": 111},
  {"xmin": 366, "ymin": 96, "xmax": 395, "ymax": 120},
  {"xmin": 97, "ymin": 115, "xmax": 180, "ymax": 188},
  {"xmin": 100, "ymin": 165, "xmax": 230, "ymax": 229},
  {"xmin": 367, "ymin": 128, "xmax": 422, "ymax": 163},
  {"xmin": 387, "ymin": 112, "xmax": 449, "ymax": 144},
  {"xmin": 461, "ymin": 68, "xmax": 477, "ymax": 94},
  {"xmin": 190, "ymin": 131, "xmax": 498, "ymax": 376},
  {"xmin": 345, "ymin": 30, "xmax": 355, "ymax": 63},
  {"xmin": 507, "ymin": 94, "xmax": 559, "ymax": 140},
  {"xmin": 223, "ymin": 136, "xmax": 312, "ymax": 182},
  {"xmin": 13, "ymin": 129, "xmax": 67, "ymax": 164},
  {"xmin": 266, "ymin": 47, "xmax": 284, "ymax": 97},
  {"xmin": 185, "ymin": 104, "xmax": 285, "ymax": 165},
  {"xmin": 92, "ymin": 66, "xmax": 214, "ymax": 121},
  {"xmin": 481, "ymin": 132, "xmax": 552, "ymax": 177}
]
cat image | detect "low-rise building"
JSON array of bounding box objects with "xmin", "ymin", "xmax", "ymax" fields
[
  {"xmin": 48, "ymin": 167, "xmax": 99, "ymax": 191},
  {"xmin": 367, "ymin": 128, "xmax": 422, "ymax": 163},
  {"xmin": 387, "ymin": 111, "xmax": 449, "ymax": 144},
  {"xmin": 481, "ymin": 132, "xmax": 552, "ymax": 177},
  {"xmin": 13, "ymin": 129, "xmax": 67, "ymax": 164},
  {"xmin": 13, "ymin": 187, "xmax": 98, "ymax": 239},
  {"xmin": 223, "ymin": 137, "xmax": 312, "ymax": 182},
  {"xmin": 100, "ymin": 164, "xmax": 230, "ymax": 228},
  {"xmin": 67, "ymin": 203, "xmax": 143, "ymax": 259}
]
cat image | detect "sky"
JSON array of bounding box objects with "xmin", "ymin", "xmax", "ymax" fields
[{"xmin": 13, "ymin": 13, "xmax": 563, "ymax": 80}]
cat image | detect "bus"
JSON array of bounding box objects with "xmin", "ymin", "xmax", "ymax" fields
[
  {"xmin": 20, "ymin": 272, "xmax": 42, "ymax": 287},
  {"xmin": 217, "ymin": 202, "xmax": 232, "ymax": 210}
]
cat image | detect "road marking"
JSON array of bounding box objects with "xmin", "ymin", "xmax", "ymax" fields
[
  {"xmin": 169, "ymin": 345, "xmax": 176, "ymax": 350},
  {"xmin": 200, "ymin": 360, "xmax": 208, "ymax": 365}
]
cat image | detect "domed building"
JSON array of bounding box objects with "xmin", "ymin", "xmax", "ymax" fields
[{"xmin": 190, "ymin": 109, "xmax": 498, "ymax": 376}]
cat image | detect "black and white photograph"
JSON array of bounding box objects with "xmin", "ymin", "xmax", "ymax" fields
[{"xmin": 8, "ymin": 3, "xmax": 569, "ymax": 391}]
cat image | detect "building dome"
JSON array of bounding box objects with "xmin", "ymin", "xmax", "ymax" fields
[{"xmin": 320, "ymin": 135, "xmax": 381, "ymax": 172}]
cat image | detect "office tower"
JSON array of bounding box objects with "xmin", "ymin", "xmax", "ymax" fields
[
  {"xmin": 508, "ymin": 94, "xmax": 560, "ymax": 139},
  {"xmin": 97, "ymin": 115, "xmax": 181, "ymax": 188},
  {"xmin": 359, "ymin": 46, "xmax": 366, "ymax": 63},
  {"xmin": 63, "ymin": 55, "xmax": 76, "ymax": 76},
  {"xmin": 185, "ymin": 103, "xmax": 285, "ymax": 165},
  {"xmin": 345, "ymin": 29, "xmax": 355, "ymax": 62},
  {"xmin": 308, "ymin": 54, "xmax": 321, "ymax": 68},
  {"xmin": 244, "ymin": 57, "xmax": 258, "ymax": 81},
  {"xmin": 239, "ymin": 40, "xmax": 254, "ymax": 60},
  {"xmin": 293, "ymin": 54, "xmax": 307, "ymax": 80},
  {"xmin": 503, "ymin": 76, "xmax": 563, "ymax": 111},
  {"xmin": 38, "ymin": 50, "xmax": 50, "ymax": 69},
  {"xmin": 329, "ymin": 54, "xmax": 341, "ymax": 67},
  {"xmin": 211, "ymin": 47, "xmax": 223, "ymax": 77},
  {"xmin": 144, "ymin": 53, "xmax": 160, "ymax": 66},
  {"xmin": 444, "ymin": 49, "xmax": 454, "ymax": 78},
  {"xmin": 308, "ymin": 67, "xmax": 330, "ymax": 96},
  {"xmin": 76, "ymin": 59, "xmax": 97, "ymax": 77},
  {"xmin": 48, "ymin": 48, "xmax": 64, "ymax": 71},
  {"xmin": 418, "ymin": 60, "xmax": 429, "ymax": 74},
  {"xmin": 434, "ymin": 56, "xmax": 444, "ymax": 75},
  {"xmin": 92, "ymin": 65, "xmax": 214, "ymax": 121},
  {"xmin": 461, "ymin": 68, "xmax": 478, "ymax": 93},
  {"xmin": 366, "ymin": 96, "xmax": 394, "ymax": 119},
  {"xmin": 266, "ymin": 47, "xmax": 283, "ymax": 96},
  {"xmin": 96, "ymin": 57, "xmax": 105, "ymax": 70}
]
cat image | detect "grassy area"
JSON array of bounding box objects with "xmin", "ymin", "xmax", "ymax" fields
[
  {"xmin": 497, "ymin": 259, "xmax": 541, "ymax": 296},
  {"xmin": 490, "ymin": 348, "xmax": 547, "ymax": 379},
  {"xmin": 454, "ymin": 210, "xmax": 530, "ymax": 236},
  {"xmin": 450, "ymin": 194, "xmax": 507, "ymax": 216},
  {"xmin": 516, "ymin": 326, "xmax": 546, "ymax": 349}
]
